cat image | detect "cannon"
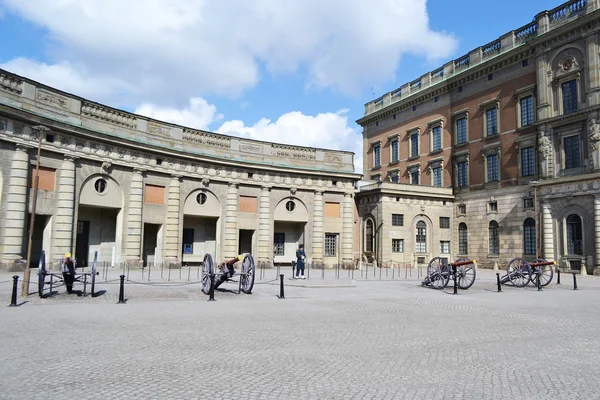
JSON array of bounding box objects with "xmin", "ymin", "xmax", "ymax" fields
[
  {"xmin": 499, "ymin": 258, "xmax": 555, "ymax": 287},
  {"xmin": 422, "ymin": 257, "xmax": 477, "ymax": 290},
  {"xmin": 200, "ymin": 253, "xmax": 255, "ymax": 296},
  {"xmin": 38, "ymin": 250, "xmax": 99, "ymax": 297}
]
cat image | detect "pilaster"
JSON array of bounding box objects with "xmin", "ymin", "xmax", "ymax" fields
[
  {"xmin": 595, "ymin": 195, "xmax": 600, "ymax": 269},
  {"xmin": 312, "ymin": 190, "xmax": 324, "ymax": 265},
  {"xmin": 164, "ymin": 175, "xmax": 181, "ymax": 260},
  {"xmin": 258, "ymin": 186, "xmax": 271, "ymax": 262},
  {"xmin": 586, "ymin": 30, "xmax": 600, "ymax": 106},
  {"xmin": 535, "ymin": 49, "xmax": 552, "ymax": 121},
  {"xmin": 2, "ymin": 145, "xmax": 30, "ymax": 261},
  {"xmin": 342, "ymin": 193, "xmax": 354, "ymax": 266},
  {"xmin": 542, "ymin": 201, "xmax": 555, "ymax": 261},
  {"xmin": 52, "ymin": 155, "xmax": 76, "ymax": 261},
  {"xmin": 224, "ymin": 182, "xmax": 238, "ymax": 259},
  {"xmin": 126, "ymin": 168, "xmax": 145, "ymax": 261}
]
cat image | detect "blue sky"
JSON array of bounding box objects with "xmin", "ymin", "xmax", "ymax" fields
[{"xmin": 0, "ymin": 0, "xmax": 563, "ymax": 171}]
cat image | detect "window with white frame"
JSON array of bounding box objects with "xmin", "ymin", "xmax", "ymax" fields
[
  {"xmin": 562, "ymin": 79, "xmax": 578, "ymax": 115},
  {"xmin": 488, "ymin": 201, "xmax": 498, "ymax": 213},
  {"xmin": 457, "ymin": 204, "xmax": 466, "ymax": 216},
  {"xmin": 415, "ymin": 221, "xmax": 427, "ymax": 253},
  {"xmin": 440, "ymin": 241, "xmax": 450, "ymax": 254},
  {"xmin": 564, "ymin": 135, "xmax": 581, "ymax": 169},
  {"xmin": 521, "ymin": 146, "xmax": 535, "ymax": 177},
  {"xmin": 410, "ymin": 131, "xmax": 419, "ymax": 158},
  {"xmin": 432, "ymin": 166, "xmax": 442, "ymax": 187},
  {"xmin": 488, "ymin": 221, "xmax": 500, "ymax": 255},
  {"xmin": 392, "ymin": 239, "xmax": 404, "ymax": 253},
  {"xmin": 458, "ymin": 223, "xmax": 468, "ymax": 254},
  {"xmin": 325, "ymin": 233, "xmax": 337, "ymax": 257},
  {"xmin": 485, "ymin": 153, "xmax": 499, "ymax": 182},
  {"xmin": 409, "ymin": 167, "xmax": 420, "ymax": 185},
  {"xmin": 485, "ymin": 107, "xmax": 498, "ymax": 136},
  {"xmin": 390, "ymin": 139, "xmax": 399, "ymax": 163},
  {"xmin": 455, "ymin": 117, "xmax": 467, "ymax": 145},
  {"xmin": 520, "ymin": 95, "xmax": 534, "ymax": 127},
  {"xmin": 389, "ymin": 170, "xmax": 399, "ymax": 183},
  {"xmin": 431, "ymin": 125, "xmax": 442, "ymax": 152},
  {"xmin": 373, "ymin": 144, "xmax": 381, "ymax": 168}
]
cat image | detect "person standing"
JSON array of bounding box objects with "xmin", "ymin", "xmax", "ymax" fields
[
  {"xmin": 295, "ymin": 244, "xmax": 306, "ymax": 279},
  {"xmin": 61, "ymin": 253, "xmax": 76, "ymax": 294}
]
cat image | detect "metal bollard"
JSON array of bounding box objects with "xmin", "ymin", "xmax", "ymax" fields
[
  {"xmin": 537, "ymin": 271, "xmax": 542, "ymax": 291},
  {"xmin": 278, "ymin": 274, "xmax": 285, "ymax": 299},
  {"xmin": 453, "ymin": 266, "xmax": 458, "ymax": 295},
  {"xmin": 557, "ymin": 269, "xmax": 561, "ymax": 285},
  {"xmin": 208, "ymin": 273, "xmax": 216, "ymax": 301},
  {"xmin": 496, "ymin": 273, "xmax": 502, "ymax": 292},
  {"xmin": 117, "ymin": 275, "xmax": 126, "ymax": 304},
  {"xmin": 9, "ymin": 275, "xmax": 19, "ymax": 307},
  {"xmin": 572, "ymin": 272, "xmax": 578, "ymax": 290}
]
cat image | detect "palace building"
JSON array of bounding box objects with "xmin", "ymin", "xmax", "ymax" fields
[
  {"xmin": 0, "ymin": 69, "xmax": 360, "ymax": 271},
  {"xmin": 356, "ymin": 0, "xmax": 600, "ymax": 274}
]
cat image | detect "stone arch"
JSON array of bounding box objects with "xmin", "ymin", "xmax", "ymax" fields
[
  {"xmin": 550, "ymin": 44, "xmax": 586, "ymax": 72},
  {"xmin": 79, "ymin": 174, "xmax": 123, "ymax": 208},
  {"xmin": 274, "ymin": 196, "xmax": 309, "ymax": 222},
  {"xmin": 183, "ymin": 188, "xmax": 221, "ymax": 217},
  {"xmin": 557, "ymin": 204, "xmax": 590, "ymax": 256},
  {"xmin": 363, "ymin": 214, "xmax": 376, "ymax": 254}
]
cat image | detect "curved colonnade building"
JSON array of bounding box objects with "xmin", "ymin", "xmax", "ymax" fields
[{"xmin": 0, "ymin": 70, "xmax": 360, "ymax": 271}]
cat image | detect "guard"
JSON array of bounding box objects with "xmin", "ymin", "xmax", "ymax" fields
[{"xmin": 61, "ymin": 253, "xmax": 76, "ymax": 294}]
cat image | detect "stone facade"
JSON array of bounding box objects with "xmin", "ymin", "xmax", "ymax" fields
[
  {"xmin": 0, "ymin": 70, "xmax": 360, "ymax": 271},
  {"xmin": 356, "ymin": 0, "xmax": 600, "ymax": 273}
]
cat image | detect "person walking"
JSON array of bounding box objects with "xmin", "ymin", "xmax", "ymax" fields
[
  {"xmin": 295, "ymin": 244, "xmax": 306, "ymax": 279},
  {"xmin": 61, "ymin": 253, "xmax": 76, "ymax": 294}
]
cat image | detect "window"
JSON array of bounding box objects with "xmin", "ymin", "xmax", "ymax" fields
[
  {"xmin": 410, "ymin": 169, "xmax": 420, "ymax": 185},
  {"xmin": 564, "ymin": 135, "xmax": 581, "ymax": 169},
  {"xmin": 562, "ymin": 80, "xmax": 578, "ymax": 114},
  {"xmin": 489, "ymin": 221, "xmax": 500, "ymax": 255},
  {"xmin": 94, "ymin": 178, "xmax": 107, "ymax": 194},
  {"xmin": 390, "ymin": 140, "xmax": 399, "ymax": 163},
  {"xmin": 392, "ymin": 239, "xmax": 404, "ymax": 253},
  {"xmin": 196, "ymin": 192, "xmax": 207, "ymax": 205},
  {"xmin": 365, "ymin": 220, "xmax": 374, "ymax": 252},
  {"xmin": 523, "ymin": 197, "xmax": 534, "ymax": 209},
  {"xmin": 274, "ymin": 233, "xmax": 285, "ymax": 256},
  {"xmin": 457, "ymin": 161, "xmax": 468, "ymax": 188},
  {"xmin": 182, "ymin": 228, "xmax": 194, "ymax": 254},
  {"xmin": 458, "ymin": 204, "xmax": 466, "ymax": 216},
  {"xmin": 566, "ymin": 214, "xmax": 583, "ymax": 255},
  {"xmin": 440, "ymin": 241, "xmax": 450, "ymax": 254},
  {"xmin": 522, "ymin": 59, "xmax": 529, "ymax": 67},
  {"xmin": 439, "ymin": 217, "xmax": 450, "ymax": 229},
  {"xmin": 415, "ymin": 221, "xmax": 427, "ymax": 253},
  {"xmin": 488, "ymin": 201, "xmax": 498, "ymax": 213},
  {"xmin": 523, "ymin": 218, "xmax": 536, "ymax": 255},
  {"xmin": 487, "ymin": 153, "xmax": 499, "ymax": 182},
  {"xmin": 325, "ymin": 234, "xmax": 337, "ymax": 257},
  {"xmin": 521, "ymin": 146, "xmax": 535, "ymax": 176},
  {"xmin": 432, "ymin": 166, "xmax": 442, "ymax": 187},
  {"xmin": 285, "ymin": 200, "xmax": 295, "ymax": 212},
  {"xmin": 412, "ymin": 105, "xmax": 417, "ymax": 112},
  {"xmin": 371, "ymin": 174, "xmax": 381, "ymax": 181},
  {"xmin": 392, "ymin": 214, "xmax": 404, "ymax": 226},
  {"xmin": 458, "ymin": 86, "xmax": 463, "ymax": 93},
  {"xmin": 432, "ymin": 126, "xmax": 442, "ymax": 152},
  {"xmin": 410, "ymin": 132, "xmax": 419, "ymax": 158},
  {"xmin": 485, "ymin": 107, "xmax": 498, "ymax": 136},
  {"xmin": 389, "ymin": 171, "xmax": 399, "ymax": 183},
  {"xmin": 520, "ymin": 95, "xmax": 534, "ymax": 126},
  {"xmin": 456, "ymin": 118, "xmax": 467, "ymax": 144},
  {"xmin": 458, "ymin": 223, "xmax": 468, "ymax": 254},
  {"xmin": 488, "ymin": 73, "xmax": 493, "ymax": 81},
  {"xmin": 373, "ymin": 145, "xmax": 381, "ymax": 168}
]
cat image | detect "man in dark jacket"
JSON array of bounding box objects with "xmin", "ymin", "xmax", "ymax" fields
[
  {"xmin": 295, "ymin": 244, "xmax": 306, "ymax": 279},
  {"xmin": 61, "ymin": 253, "xmax": 76, "ymax": 294}
]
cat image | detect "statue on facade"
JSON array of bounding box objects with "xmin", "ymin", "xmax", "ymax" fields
[
  {"xmin": 538, "ymin": 126, "xmax": 552, "ymax": 179},
  {"xmin": 588, "ymin": 116, "xmax": 600, "ymax": 170}
]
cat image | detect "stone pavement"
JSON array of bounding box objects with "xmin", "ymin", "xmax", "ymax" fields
[{"xmin": 0, "ymin": 267, "xmax": 599, "ymax": 399}]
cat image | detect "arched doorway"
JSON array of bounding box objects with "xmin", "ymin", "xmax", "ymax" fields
[
  {"xmin": 181, "ymin": 189, "xmax": 221, "ymax": 265},
  {"xmin": 566, "ymin": 214, "xmax": 583, "ymax": 255},
  {"xmin": 273, "ymin": 198, "xmax": 308, "ymax": 264}
]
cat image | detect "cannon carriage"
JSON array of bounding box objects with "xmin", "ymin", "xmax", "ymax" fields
[
  {"xmin": 499, "ymin": 258, "xmax": 555, "ymax": 287},
  {"xmin": 422, "ymin": 257, "xmax": 477, "ymax": 290},
  {"xmin": 37, "ymin": 250, "xmax": 100, "ymax": 297},
  {"xmin": 200, "ymin": 253, "xmax": 256, "ymax": 296}
]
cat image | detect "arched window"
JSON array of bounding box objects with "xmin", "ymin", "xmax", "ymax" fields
[
  {"xmin": 458, "ymin": 223, "xmax": 468, "ymax": 255},
  {"xmin": 566, "ymin": 214, "xmax": 583, "ymax": 255},
  {"xmin": 365, "ymin": 219, "xmax": 374, "ymax": 253},
  {"xmin": 489, "ymin": 221, "xmax": 500, "ymax": 255},
  {"xmin": 523, "ymin": 218, "xmax": 536, "ymax": 255},
  {"xmin": 416, "ymin": 221, "xmax": 427, "ymax": 253}
]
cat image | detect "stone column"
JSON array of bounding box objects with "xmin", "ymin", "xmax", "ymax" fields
[
  {"xmin": 164, "ymin": 175, "xmax": 181, "ymax": 261},
  {"xmin": 223, "ymin": 182, "xmax": 238, "ymax": 259},
  {"xmin": 542, "ymin": 201, "xmax": 555, "ymax": 261},
  {"xmin": 535, "ymin": 50, "xmax": 552, "ymax": 121},
  {"xmin": 52, "ymin": 155, "xmax": 76, "ymax": 262},
  {"xmin": 257, "ymin": 186, "xmax": 271, "ymax": 264},
  {"xmin": 342, "ymin": 193, "xmax": 354, "ymax": 267},
  {"xmin": 2, "ymin": 145, "xmax": 30, "ymax": 263},
  {"xmin": 586, "ymin": 31, "xmax": 600, "ymax": 106},
  {"xmin": 126, "ymin": 168, "xmax": 144, "ymax": 262},
  {"xmin": 595, "ymin": 195, "xmax": 600, "ymax": 270},
  {"xmin": 312, "ymin": 190, "xmax": 324, "ymax": 267}
]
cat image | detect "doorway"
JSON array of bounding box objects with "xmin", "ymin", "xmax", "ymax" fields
[
  {"xmin": 143, "ymin": 223, "xmax": 161, "ymax": 267},
  {"xmin": 238, "ymin": 229, "xmax": 254, "ymax": 255},
  {"xmin": 28, "ymin": 214, "xmax": 51, "ymax": 269},
  {"xmin": 75, "ymin": 220, "xmax": 90, "ymax": 268}
]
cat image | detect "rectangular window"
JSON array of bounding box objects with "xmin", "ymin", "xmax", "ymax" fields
[
  {"xmin": 439, "ymin": 217, "xmax": 450, "ymax": 229},
  {"xmin": 457, "ymin": 161, "xmax": 468, "ymax": 187},
  {"xmin": 432, "ymin": 166, "xmax": 442, "ymax": 187},
  {"xmin": 488, "ymin": 201, "xmax": 498, "ymax": 213},
  {"xmin": 390, "ymin": 172, "xmax": 399, "ymax": 183},
  {"xmin": 392, "ymin": 239, "xmax": 404, "ymax": 253},
  {"xmin": 432, "ymin": 126, "xmax": 442, "ymax": 151},
  {"xmin": 392, "ymin": 214, "xmax": 404, "ymax": 226},
  {"xmin": 410, "ymin": 169, "xmax": 419, "ymax": 185},
  {"xmin": 410, "ymin": 132, "xmax": 419, "ymax": 158},
  {"xmin": 374, "ymin": 145, "xmax": 381, "ymax": 167},
  {"xmin": 487, "ymin": 154, "xmax": 499, "ymax": 182},
  {"xmin": 458, "ymin": 226, "xmax": 468, "ymax": 254},
  {"xmin": 523, "ymin": 198, "xmax": 534, "ymax": 209},
  {"xmin": 182, "ymin": 228, "xmax": 194, "ymax": 254},
  {"xmin": 564, "ymin": 135, "xmax": 581, "ymax": 169},
  {"xmin": 486, "ymin": 108, "xmax": 498, "ymax": 136},
  {"xmin": 440, "ymin": 241, "xmax": 450, "ymax": 254},
  {"xmin": 520, "ymin": 95, "xmax": 534, "ymax": 126},
  {"xmin": 391, "ymin": 140, "xmax": 399, "ymax": 163},
  {"xmin": 456, "ymin": 118, "xmax": 467, "ymax": 144},
  {"xmin": 458, "ymin": 204, "xmax": 466, "ymax": 215},
  {"xmin": 524, "ymin": 223, "xmax": 536, "ymax": 255},
  {"xmin": 521, "ymin": 146, "xmax": 535, "ymax": 177},
  {"xmin": 273, "ymin": 233, "xmax": 285, "ymax": 256},
  {"xmin": 562, "ymin": 80, "xmax": 578, "ymax": 114},
  {"xmin": 325, "ymin": 234, "xmax": 337, "ymax": 257}
]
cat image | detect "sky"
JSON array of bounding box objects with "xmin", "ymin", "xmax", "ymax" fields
[{"xmin": 0, "ymin": 0, "xmax": 563, "ymax": 173}]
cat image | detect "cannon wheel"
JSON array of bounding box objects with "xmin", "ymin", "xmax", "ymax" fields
[
  {"xmin": 240, "ymin": 254, "xmax": 256, "ymax": 294},
  {"xmin": 427, "ymin": 257, "xmax": 450, "ymax": 290},
  {"xmin": 201, "ymin": 254, "xmax": 214, "ymax": 295},
  {"xmin": 530, "ymin": 258, "xmax": 554, "ymax": 287},
  {"xmin": 455, "ymin": 258, "xmax": 476, "ymax": 290},
  {"xmin": 37, "ymin": 250, "xmax": 47, "ymax": 297},
  {"xmin": 506, "ymin": 258, "xmax": 531, "ymax": 287}
]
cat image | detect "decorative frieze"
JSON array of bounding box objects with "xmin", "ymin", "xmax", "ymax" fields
[
  {"xmin": 272, "ymin": 144, "xmax": 316, "ymax": 161},
  {"xmin": 0, "ymin": 72, "xmax": 23, "ymax": 95},
  {"xmin": 147, "ymin": 122, "xmax": 171, "ymax": 136},
  {"xmin": 541, "ymin": 179, "xmax": 600, "ymax": 196},
  {"xmin": 240, "ymin": 143, "xmax": 263, "ymax": 153},
  {"xmin": 81, "ymin": 102, "xmax": 137, "ymax": 129},
  {"xmin": 183, "ymin": 129, "xmax": 230, "ymax": 149},
  {"xmin": 36, "ymin": 89, "xmax": 69, "ymax": 110}
]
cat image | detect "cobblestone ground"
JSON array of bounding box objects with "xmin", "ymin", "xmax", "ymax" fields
[{"xmin": 0, "ymin": 267, "xmax": 599, "ymax": 399}]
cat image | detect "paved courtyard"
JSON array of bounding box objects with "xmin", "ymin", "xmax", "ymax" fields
[{"xmin": 0, "ymin": 267, "xmax": 599, "ymax": 399}]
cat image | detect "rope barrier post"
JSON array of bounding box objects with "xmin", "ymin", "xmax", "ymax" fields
[
  {"xmin": 148, "ymin": 263, "xmax": 152, "ymax": 282},
  {"xmin": 49, "ymin": 274, "xmax": 54, "ymax": 296},
  {"xmin": 117, "ymin": 275, "xmax": 126, "ymax": 304},
  {"xmin": 9, "ymin": 275, "xmax": 19, "ymax": 307},
  {"xmin": 208, "ymin": 273, "xmax": 216, "ymax": 302},
  {"xmin": 572, "ymin": 272, "xmax": 578, "ymax": 290},
  {"xmin": 496, "ymin": 273, "xmax": 502, "ymax": 292},
  {"xmin": 307, "ymin": 263, "xmax": 310, "ymax": 280},
  {"xmin": 537, "ymin": 269, "xmax": 542, "ymax": 291},
  {"xmin": 453, "ymin": 265, "xmax": 458, "ymax": 295},
  {"xmin": 557, "ymin": 269, "xmax": 561, "ymax": 285},
  {"xmin": 278, "ymin": 274, "xmax": 285, "ymax": 299},
  {"xmin": 83, "ymin": 274, "xmax": 88, "ymax": 297}
]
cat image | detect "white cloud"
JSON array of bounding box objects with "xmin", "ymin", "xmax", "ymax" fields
[
  {"xmin": 0, "ymin": 0, "xmax": 457, "ymax": 104},
  {"xmin": 135, "ymin": 98, "xmax": 223, "ymax": 130}
]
